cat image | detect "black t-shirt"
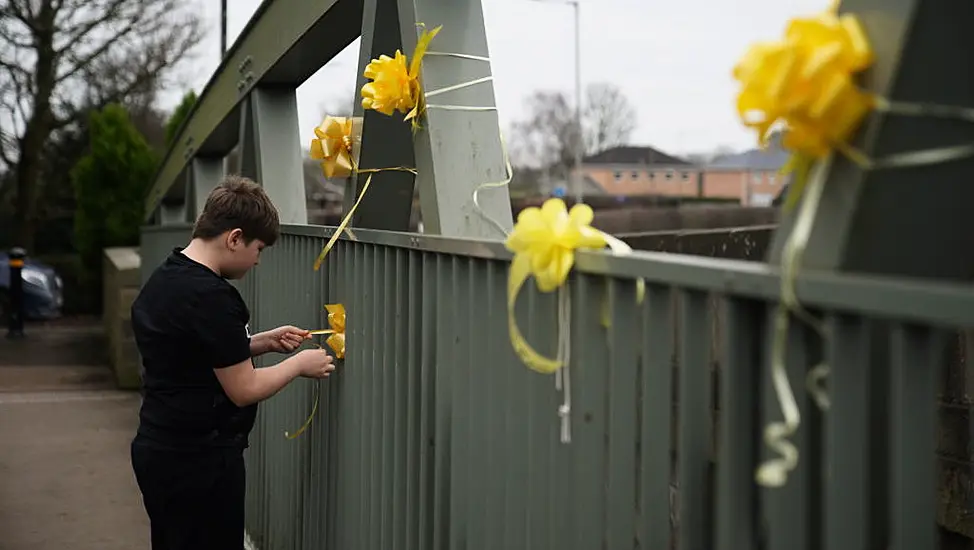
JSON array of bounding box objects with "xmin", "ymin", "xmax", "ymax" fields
[{"xmin": 131, "ymin": 248, "xmax": 257, "ymax": 451}]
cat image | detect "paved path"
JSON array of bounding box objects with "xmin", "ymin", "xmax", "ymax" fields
[{"xmin": 0, "ymin": 321, "xmax": 149, "ymax": 550}]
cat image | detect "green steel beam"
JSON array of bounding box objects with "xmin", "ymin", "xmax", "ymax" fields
[
  {"xmin": 143, "ymin": 0, "xmax": 364, "ymax": 220},
  {"xmin": 769, "ymin": 0, "xmax": 974, "ymax": 281},
  {"xmin": 342, "ymin": 0, "xmax": 417, "ymax": 231}
]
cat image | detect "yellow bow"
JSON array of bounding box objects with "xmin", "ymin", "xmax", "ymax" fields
[
  {"xmin": 504, "ymin": 199, "xmax": 607, "ymax": 374},
  {"xmin": 309, "ymin": 117, "xmax": 356, "ymax": 179},
  {"xmin": 308, "ymin": 303, "xmax": 346, "ymax": 359},
  {"xmin": 285, "ymin": 303, "xmax": 347, "ymax": 440},
  {"xmin": 361, "ymin": 24, "xmax": 441, "ymax": 129},
  {"xmin": 733, "ymin": 5, "xmax": 873, "ymax": 159}
]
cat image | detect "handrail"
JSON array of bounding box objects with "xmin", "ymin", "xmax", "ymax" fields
[{"xmin": 146, "ymin": 222, "xmax": 974, "ymax": 329}]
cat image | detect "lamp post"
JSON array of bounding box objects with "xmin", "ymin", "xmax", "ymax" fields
[
  {"xmin": 220, "ymin": 0, "xmax": 228, "ymax": 58},
  {"xmin": 530, "ymin": 0, "xmax": 583, "ymax": 204}
]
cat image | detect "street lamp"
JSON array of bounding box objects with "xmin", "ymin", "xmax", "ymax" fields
[
  {"xmin": 530, "ymin": 0, "xmax": 583, "ymax": 204},
  {"xmin": 220, "ymin": 0, "xmax": 228, "ymax": 59}
]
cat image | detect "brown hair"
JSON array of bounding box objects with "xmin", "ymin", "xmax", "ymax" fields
[{"xmin": 192, "ymin": 175, "xmax": 280, "ymax": 245}]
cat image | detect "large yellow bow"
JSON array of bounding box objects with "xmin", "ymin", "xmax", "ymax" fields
[
  {"xmin": 309, "ymin": 303, "xmax": 346, "ymax": 360},
  {"xmin": 505, "ymin": 199, "xmax": 608, "ymax": 374},
  {"xmin": 361, "ymin": 24, "xmax": 441, "ymax": 129},
  {"xmin": 309, "ymin": 117, "xmax": 356, "ymax": 179},
  {"xmin": 733, "ymin": 5, "xmax": 873, "ymax": 158}
]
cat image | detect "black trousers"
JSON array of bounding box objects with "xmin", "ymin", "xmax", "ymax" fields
[{"xmin": 131, "ymin": 438, "xmax": 246, "ymax": 550}]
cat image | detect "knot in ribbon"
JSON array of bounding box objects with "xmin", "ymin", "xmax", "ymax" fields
[
  {"xmin": 310, "ymin": 303, "xmax": 346, "ymax": 360},
  {"xmin": 309, "ymin": 117, "xmax": 356, "ymax": 179},
  {"xmin": 734, "ymin": 6, "xmax": 873, "ymax": 158},
  {"xmin": 361, "ymin": 24, "xmax": 441, "ymax": 129},
  {"xmin": 505, "ymin": 199, "xmax": 608, "ymax": 374},
  {"xmin": 506, "ymin": 199, "xmax": 607, "ymax": 293}
]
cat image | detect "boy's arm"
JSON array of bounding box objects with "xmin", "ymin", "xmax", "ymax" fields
[{"xmin": 214, "ymin": 355, "xmax": 305, "ymax": 407}]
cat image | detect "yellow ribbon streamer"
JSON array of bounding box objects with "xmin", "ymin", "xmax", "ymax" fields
[
  {"xmin": 309, "ymin": 116, "xmax": 417, "ymax": 271},
  {"xmin": 506, "ymin": 199, "xmax": 627, "ymax": 373},
  {"xmin": 285, "ymin": 304, "xmax": 347, "ymax": 440},
  {"xmin": 736, "ymin": 2, "xmax": 974, "ymax": 487}
]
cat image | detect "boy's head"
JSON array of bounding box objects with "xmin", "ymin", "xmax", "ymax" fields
[{"xmin": 192, "ymin": 175, "xmax": 280, "ymax": 279}]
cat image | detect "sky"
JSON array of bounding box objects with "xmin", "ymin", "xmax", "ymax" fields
[{"xmin": 169, "ymin": 0, "xmax": 828, "ymax": 157}]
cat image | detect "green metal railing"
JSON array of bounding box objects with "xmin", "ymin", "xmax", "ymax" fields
[{"xmin": 141, "ymin": 223, "xmax": 972, "ymax": 550}]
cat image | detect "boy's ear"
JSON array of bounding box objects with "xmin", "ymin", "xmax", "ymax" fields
[{"xmin": 226, "ymin": 228, "xmax": 245, "ymax": 250}]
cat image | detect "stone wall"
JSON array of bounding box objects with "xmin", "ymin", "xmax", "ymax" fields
[{"xmin": 102, "ymin": 247, "xmax": 142, "ymax": 390}]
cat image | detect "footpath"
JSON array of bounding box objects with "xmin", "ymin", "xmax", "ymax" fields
[{"xmin": 0, "ymin": 319, "xmax": 149, "ymax": 550}]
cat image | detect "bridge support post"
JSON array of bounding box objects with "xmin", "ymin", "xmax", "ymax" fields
[
  {"xmin": 343, "ymin": 0, "xmax": 418, "ymax": 231},
  {"xmin": 239, "ymin": 87, "xmax": 308, "ymax": 224},
  {"xmin": 765, "ymin": 2, "xmax": 974, "ymax": 550},
  {"xmin": 394, "ymin": 0, "xmax": 513, "ymax": 238},
  {"xmin": 189, "ymin": 156, "xmax": 227, "ymax": 220},
  {"xmin": 768, "ymin": 0, "xmax": 974, "ymax": 281},
  {"xmin": 159, "ymin": 200, "xmax": 188, "ymax": 225}
]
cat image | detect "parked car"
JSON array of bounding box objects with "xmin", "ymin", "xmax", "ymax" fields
[{"xmin": 0, "ymin": 252, "xmax": 64, "ymax": 321}]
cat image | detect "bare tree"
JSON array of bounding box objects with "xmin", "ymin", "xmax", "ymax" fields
[
  {"xmin": 510, "ymin": 82, "xmax": 637, "ymax": 175},
  {"xmin": 0, "ymin": 0, "xmax": 205, "ymax": 250},
  {"xmin": 584, "ymin": 82, "xmax": 636, "ymax": 154}
]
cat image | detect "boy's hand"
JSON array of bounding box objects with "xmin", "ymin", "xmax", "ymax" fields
[
  {"xmin": 257, "ymin": 325, "xmax": 311, "ymax": 355},
  {"xmin": 293, "ymin": 349, "xmax": 335, "ymax": 379}
]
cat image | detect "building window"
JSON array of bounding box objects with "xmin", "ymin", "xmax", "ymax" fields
[
  {"xmin": 631, "ymin": 171, "xmax": 639, "ymax": 180},
  {"xmin": 680, "ymin": 171, "xmax": 689, "ymax": 181},
  {"xmin": 768, "ymin": 173, "xmax": 777, "ymax": 184},
  {"xmin": 751, "ymin": 172, "xmax": 762, "ymax": 184},
  {"xmin": 665, "ymin": 170, "xmax": 674, "ymax": 180},
  {"xmin": 613, "ymin": 171, "xmax": 622, "ymax": 181},
  {"xmin": 648, "ymin": 172, "xmax": 655, "ymax": 181}
]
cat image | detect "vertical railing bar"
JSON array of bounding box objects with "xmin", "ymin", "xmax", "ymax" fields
[
  {"xmin": 889, "ymin": 322, "xmax": 941, "ymax": 550},
  {"xmin": 570, "ymin": 274, "xmax": 610, "ymax": 549},
  {"xmin": 484, "ymin": 259, "xmax": 505, "ymax": 550},
  {"xmin": 525, "ymin": 271, "xmax": 552, "ymax": 550},
  {"xmin": 825, "ymin": 313, "xmax": 872, "ymax": 550},
  {"xmin": 677, "ymin": 289, "xmax": 713, "ymax": 550},
  {"xmin": 393, "ymin": 247, "xmax": 408, "ymax": 549},
  {"xmin": 379, "ymin": 246, "xmax": 394, "ymax": 550},
  {"xmin": 449, "ymin": 255, "xmax": 470, "ymax": 550},
  {"xmin": 405, "ymin": 248, "xmax": 420, "ymax": 550},
  {"xmin": 762, "ymin": 310, "xmax": 823, "ymax": 550},
  {"xmin": 418, "ymin": 250, "xmax": 437, "ymax": 550},
  {"xmin": 715, "ymin": 296, "xmax": 763, "ymax": 550},
  {"xmin": 467, "ymin": 257, "xmax": 488, "ymax": 550},
  {"xmin": 323, "ymin": 237, "xmax": 339, "ymax": 550},
  {"xmin": 432, "ymin": 253, "xmax": 453, "ymax": 550},
  {"xmin": 368, "ymin": 244, "xmax": 383, "ymax": 550},
  {"xmin": 639, "ymin": 284, "xmax": 674, "ymax": 550},
  {"xmin": 605, "ymin": 277, "xmax": 640, "ymax": 549},
  {"xmin": 355, "ymin": 242, "xmax": 369, "ymax": 545}
]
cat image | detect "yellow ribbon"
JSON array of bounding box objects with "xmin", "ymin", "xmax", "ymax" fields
[
  {"xmin": 310, "ymin": 303, "xmax": 346, "ymax": 360},
  {"xmin": 309, "ymin": 117, "xmax": 357, "ymax": 179},
  {"xmin": 504, "ymin": 199, "xmax": 638, "ymax": 373},
  {"xmin": 735, "ymin": 2, "xmax": 974, "ymax": 487},
  {"xmin": 285, "ymin": 304, "xmax": 347, "ymax": 440},
  {"xmin": 310, "ymin": 117, "xmax": 417, "ymax": 271},
  {"xmin": 361, "ymin": 24, "xmax": 441, "ymax": 131}
]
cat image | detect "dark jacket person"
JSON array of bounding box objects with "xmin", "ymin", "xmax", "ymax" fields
[{"xmin": 130, "ymin": 175, "xmax": 335, "ymax": 550}]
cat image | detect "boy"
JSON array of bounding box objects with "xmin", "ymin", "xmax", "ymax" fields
[{"xmin": 130, "ymin": 175, "xmax": 334, "ymax": 550}]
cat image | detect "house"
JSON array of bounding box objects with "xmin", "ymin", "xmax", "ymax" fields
[
  {"xmin": 577, "ymin": 146, "xmax": 700, "ymax": 198},
  {"xmin": 564, "ymin": 137, "xmax": 790, "ymax": 205},
  {"xmin": 702, "ymin": 133, "xmax": 790, "ymax": 206}
]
